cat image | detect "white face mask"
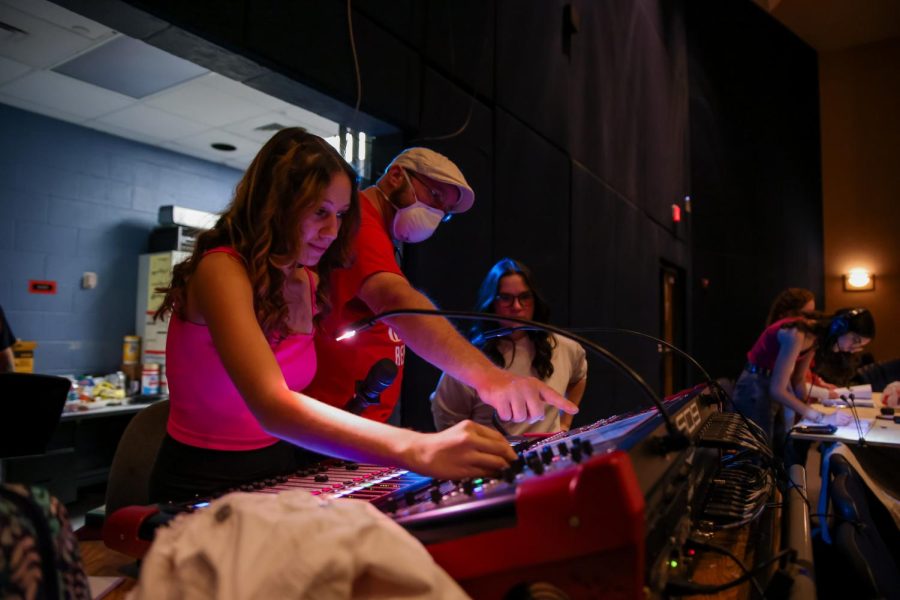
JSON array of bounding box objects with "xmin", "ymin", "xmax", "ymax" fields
[{"xmin": 391, "ymin": 171, "xmax": 445, "ymax": 243}]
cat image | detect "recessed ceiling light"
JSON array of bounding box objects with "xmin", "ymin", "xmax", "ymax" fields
[{"xmin": 211, "ymin": 142, "xmax": 237, "ymax": 152}]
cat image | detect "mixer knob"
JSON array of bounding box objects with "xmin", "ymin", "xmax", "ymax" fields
[
  {"xmin": 528, "ymin": 457, "xmax": 545, "ymax": 475},
  {"xmin": 462, "ymin": 479, "xmax": 475, "ymax": 495},
  {"xmin": 540, "ymin": 446, "xmax": 554, "ymax": 465},
  {"xmin": 344, "ymin": 462, "xmax": 360, "ymax": 470},
  {"xmin": 526, "ymin": 450, "xmax": 539, "ymax": 464},
  {"xmin": 557, "ymin": 442, "xmax": 569, "ymax": 456},
  {"xmin": 314, "ymin": 474, "xmax": 329, "ymax": 483},
  {"xmin": 581, "ymin": 440, "xmax": 594, "ymax": 457},
  {"xmin": 512, "ymin": 455, "xmax": 526, "ymax": 474},
  {"xmin": 430, "ymin": 488, "xmax": 442, "ymax": 504},
  {"xmin": 501, "ymin": 468, "xmax": 516, "ymax": 483},
  {"xmin": 571, "ymin": 444, "xmax": 583, "ymax": 463}
]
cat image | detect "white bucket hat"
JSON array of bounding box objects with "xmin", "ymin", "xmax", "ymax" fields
[{"xmin": 386, "ymin": 147, "xmax": 475, "ymax": 214}]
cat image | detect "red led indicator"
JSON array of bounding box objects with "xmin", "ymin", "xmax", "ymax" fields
[{"xmin": 672, "ymin": 204, "xmax": 682, "ymax": 223}]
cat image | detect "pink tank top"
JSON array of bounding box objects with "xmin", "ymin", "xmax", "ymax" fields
[
  {"xmin": 166, "ymin": 247, "xmax": 318, "ymax": 451},
  {"xmin": 746, "ymin": 317, "xmax": 812, "ymax": 371}
]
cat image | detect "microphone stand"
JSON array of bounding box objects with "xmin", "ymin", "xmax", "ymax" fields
[
  {"xmin": 841, "ymin": 393, "xmax": 867, "ymax": 447},
  {"xmin": 336, "ymin": 309, "xmax": 689, "ymax": 449}
]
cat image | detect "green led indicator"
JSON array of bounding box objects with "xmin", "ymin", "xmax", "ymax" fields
[{"xmin": 669, "ymin": 560, "xmax": 679, "ymax": 569}]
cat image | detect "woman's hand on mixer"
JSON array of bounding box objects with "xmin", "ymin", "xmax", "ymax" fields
[{"xmin": 406, "ymin": 420, "xmax": 517, "ymax": 480}]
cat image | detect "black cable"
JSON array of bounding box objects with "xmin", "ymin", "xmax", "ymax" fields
[
  {"xmin": 665, "ymin": 548, "xmax": 794, "ymax": 596},
  {"xmin": 336, "ymin": 309, "xmax": 688, "ymax": 443}
]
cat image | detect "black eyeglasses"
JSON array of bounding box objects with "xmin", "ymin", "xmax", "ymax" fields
[
  {"xmin": 407, "ymin": 170, "xmax": 454, "ymax": 223},
  {"xmin": 495, "ymin": 292, "xmax": 534, "ymax": 306}
]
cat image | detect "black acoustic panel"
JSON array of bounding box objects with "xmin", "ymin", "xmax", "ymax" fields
[
  {"xmin": 494, "ymin": 109, "xmax": 571, "ymax": 325},
  {"xmin": 495, "ymin": 0, "xmax": 573, "ymax": 152},
  {"xmin": 56, "ymin": 0, "xmax": 170, "ymax": 39},
  {"xmin": 146, "ymin": 26, "xmax": 269, "ymax": 83},
  {"xmin": 246, "ymin": 71, "xmax": 398, "ymax": 136},
  {"xmin": 245, "ymin": 1, "xmax": 422, "ymax": 130},
  {"xmin": 404, "ymin": 68, "xmax": 493, "ymax": 311},
  {"xmin": 570, "ymin": 0, "xmax": 676, "ymax": 214},
  {"xmin": 570, "ymin": 163, "xmax": 618, "ymax": 327},
  {"xmin": 153, "ymin": 0, "xmax": 245, "ymax": 43},
  {"xmin": 612, "ymin": 201, "xmax": 665, "ymax": 393},
  {"xmin": 422, "ymin": 0, "xmax": 495, "ymax": 99},
  {"xmin": 415, "ymin": 68, "xmax": 492, "ymax": 157},
  {"xmin": 354, "ymin": 0, "xmax": 422, "ymax": 49},
  {"xmin": 687, "ymin": 0, "xmax": 822, "ymax": 383}
]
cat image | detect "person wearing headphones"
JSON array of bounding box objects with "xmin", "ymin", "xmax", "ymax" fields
[
  {"xmin": 733, "ymin": 308, "xmax": 875, "ymax": 453},
  {"xmin": 305, "ymin": 148, "xmax": 577, "ymax": 427},
  {"xmin": 765, "ymin": 287, "xmax": 838, "ymax": 398}
]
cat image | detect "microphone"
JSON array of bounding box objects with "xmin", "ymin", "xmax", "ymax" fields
[
  {"xmin": 336, "ymin": 308, "xmax": 689, "ymax": 449},
  {"xmin": 841, "ymin": 393, "xmax": 866, "ymax": 446},
  {"xmin": 345, "ymin": 358, "xmax": 398, "ymax": 415}
]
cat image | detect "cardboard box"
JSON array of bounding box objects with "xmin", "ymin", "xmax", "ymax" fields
[{"xmin": 12, "ymin": 340, "xmax": 37, "ymax": 373}]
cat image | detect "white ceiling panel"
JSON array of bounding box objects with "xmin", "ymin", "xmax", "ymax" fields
[
  {"xmin": 0, "ymin": 69, "xmax": 134, "ymax": 118},
  {"xmin": 2, "ymin": 0, "xmax": 116, "ymax": 41},
  {"xmin": 221, "ymin": 111, "xmax": 308, "ymax": 144},
  {"xmin": 166, "ymin": 128, "xmax": 261, "ymax": 161},
  {"xmin": 93, "ymin": 103, "xmax": 210, "ymax": 141},
  {"xmin": 144, "ymin": 77, "xmax": 271, "ymax": 127},
  {"xmin": 0, "ymin": 2, "xmax": 113, "ymax": 68},
  {"xmin": 84, "ymin": 118, "xmax": 171, "ymax": 147},
  {"xmin": 282, "ymin": 104, "xmax": 340, "ymax": 138},
  {"xmin": 0, "ymin": 89, "xmax": 84, "ymax": 122},
  {"xmin": 0, "ymin": 54, "xmax": 30, "ymax": 84},
  {"xmin": 200, "ymin": 72, "xmax": 285, "ymax": 111},
  {"xmin": 0, "ymin": 2, "xmax": 343, "ymax": 170}
]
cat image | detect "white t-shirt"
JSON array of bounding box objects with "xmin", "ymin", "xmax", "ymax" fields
[{"xmin": 430, "ymin": 334, "xmax": 587, "ymax": 435}]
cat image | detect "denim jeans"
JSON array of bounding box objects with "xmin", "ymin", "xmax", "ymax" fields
[{"xmin": 733, "ymin": 369, "xmax": 784, "ymax": 454}]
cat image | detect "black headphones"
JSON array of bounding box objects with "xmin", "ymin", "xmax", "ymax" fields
[{"xmin": 828, "ymin": 308, "xmax": 865, "ymax": 338}]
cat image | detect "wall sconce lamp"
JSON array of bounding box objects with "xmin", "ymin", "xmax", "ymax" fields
[{"xmin": 843, "ymin": 268, "xmax": 875, "ymax": 292}]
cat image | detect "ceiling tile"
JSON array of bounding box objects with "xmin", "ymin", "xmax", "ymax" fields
[
  {"xmin": 168, "ymin": 127, "xmax": 261, "ymax": 160},
  {"xmin": 200, "ymin": 72, "xmax": 285, "ymax": 110},
  {"xmin": 2, "ymin": 0, "xmax": 115, "ymax": 40},
  {"xmin": 0, "ymin": 2, "xmax": 113, "ymax": 68},
  {"xmin": 0, "ymin": 55, "xmax": 30, "ymax": 84},
  {"xmin": 144, "ymin": 78, "xmax": 271, "ymax": 127},
  {"xmin": 53, "ymin": 35, "xmax": 208, "ymax": 98},
  {"xmin": 0, "ymin": 70, "xmax": 134, "ymax": 119},
  {"xmin": 93, "ymin": 103, "xmax": 210, "ymax": 141},
  {"xmin": 0, "ymin": 90, "xmax": 84, "ymax": 122}
]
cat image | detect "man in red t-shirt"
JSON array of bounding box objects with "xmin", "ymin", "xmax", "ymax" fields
[{"xmin": 306, "ymin": 148, "xmax": 577, "ymax": 425}]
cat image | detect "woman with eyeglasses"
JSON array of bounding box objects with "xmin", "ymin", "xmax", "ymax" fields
[
  {"xmin": 733, "ymin": 307, "xmax": 875, "ymax": 454},
  {"xmin": 430, "ymin": 258, "xmax": 587, "ymax": 434}
]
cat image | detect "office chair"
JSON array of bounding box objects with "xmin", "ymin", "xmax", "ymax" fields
[
  {"xmin": 105, "ymin": 400, "xmax": 169, "ymax": 515},
  {"xmin": 0, "ymin": 373, "xmax": 70, "ymax": 458},
  {"xmin": 829, "ymin": 454, "xmax": 900, "ymax": 600}
]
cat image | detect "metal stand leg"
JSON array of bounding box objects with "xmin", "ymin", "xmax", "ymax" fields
[{"xmin": 816, "ymin": 442, "xmax": 837, "ymax": 544}]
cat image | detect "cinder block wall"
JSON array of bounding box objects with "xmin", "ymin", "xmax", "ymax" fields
[{"xmin": 0, "ymin": 104, "xmax": 241, "ymax": 374}]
